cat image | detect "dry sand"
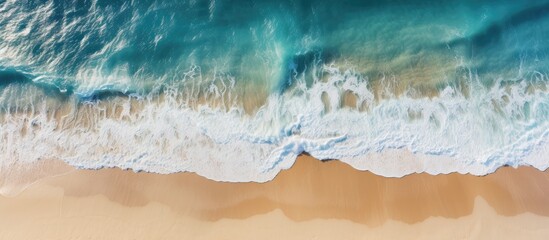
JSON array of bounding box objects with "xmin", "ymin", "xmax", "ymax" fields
[{"xmin": 1, "ymin": 155, "xmax": 549, "ymax": 239}]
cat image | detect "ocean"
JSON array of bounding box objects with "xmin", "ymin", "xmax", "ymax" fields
[{"xmin": 1, "ymin": 0, "xmax": 549, "ymax": 181}]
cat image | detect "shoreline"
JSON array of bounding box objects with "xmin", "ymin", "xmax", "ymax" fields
[{"xmin": 2, "ymin": 155, "xmax": 549, "ymax": 239}]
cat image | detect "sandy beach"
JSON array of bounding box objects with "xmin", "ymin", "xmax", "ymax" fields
[{"xmin": 2, "ymin": 155, "xmax": 549, "ymax": 239}]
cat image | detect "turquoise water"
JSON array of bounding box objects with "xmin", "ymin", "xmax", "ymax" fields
[
  {"xmin": 1, "ymin": 0, "xmax": 549, "ymax": 181},
  {"xmin": 2, "ymin": 0, "xmax": 549, "ymax": 97}
]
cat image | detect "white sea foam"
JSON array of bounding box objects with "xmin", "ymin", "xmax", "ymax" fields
[{"xmin": 1, "ymin": 65, "xmax": 549, "ymax": 182}]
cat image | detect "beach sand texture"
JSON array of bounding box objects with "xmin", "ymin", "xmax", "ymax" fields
[{"xmin": 2, "ymin": 155, "xmax": 549, "ymax": 239}]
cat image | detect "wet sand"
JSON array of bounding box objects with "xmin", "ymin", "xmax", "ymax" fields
[{"xmin": 2, "ymin": 155, "xmax": 549, "ymax": 239}]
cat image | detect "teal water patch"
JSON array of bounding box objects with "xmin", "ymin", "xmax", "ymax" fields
[{"xmin": 1, "ymin": 0, "xmax": 548, "ymax": 96}]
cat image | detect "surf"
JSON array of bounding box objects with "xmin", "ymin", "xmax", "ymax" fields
[{"xmin": 1, "ymin": 0, "xmax": 549, "ymax": 183}]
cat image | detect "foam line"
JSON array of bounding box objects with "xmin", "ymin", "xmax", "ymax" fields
[{"xmin": 1, "ymin": 65, "xmax": 549, "ymax": 183}]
